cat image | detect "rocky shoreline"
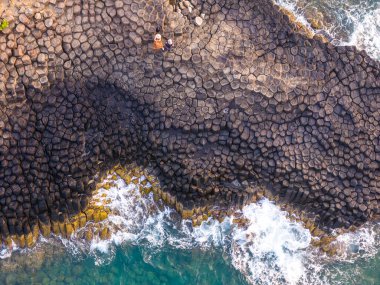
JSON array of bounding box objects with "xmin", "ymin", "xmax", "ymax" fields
[
  {"xmin": 0, "ymin": 0, "xmax": 379, "ymax": 245},
  {"xmin": 0, "ymin": 164, "xmax": 345, "ymax": 257}
]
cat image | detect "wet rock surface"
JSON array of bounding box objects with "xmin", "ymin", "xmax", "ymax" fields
[{"xmin": 0, "ymin": 0, "xmax": 379, "ymax": 239}]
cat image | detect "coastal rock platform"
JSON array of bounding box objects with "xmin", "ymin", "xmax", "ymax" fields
[{"xmin": 0, "ymin": 0, "xmax": 379, "ymax": 241}]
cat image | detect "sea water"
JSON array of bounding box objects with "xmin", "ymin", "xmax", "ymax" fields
[
  {"xmin": 1, "ymin": 0, "xmax": 380, "ymax": 284},
  {"xmin": 274, "ymin": 0, "xmax": 380, "ymax": 60},
  {"xmin": 1, "ymin": 176, "xmax": 380, "ymax": 285}
]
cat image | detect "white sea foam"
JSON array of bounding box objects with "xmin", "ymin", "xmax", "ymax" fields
[
  {"xmin": 69, "ymin": 178, "xmax": 323, "ymax": 284},
  {"xmin": 230, "ymin": 200, "xmax": 313, "ymax": 285},
  {"xmin": 83, "ymin": 177, "xmax": 380, "ymax": 285},
  {"xmin": 0, "ymin": 247, "xmax": 13, "ymax": 260},
  {"xmin": 273, "ymin": 0, "xmax": 315, "ymax": 34},
  {"xmin": 85, "ymin": 178, "xmax": 233, "ymax": 261},
  {"xmin": 1, "ymin": 175, "xmax": 379, "ymax": 284},
  {"xmin": 335, "ymin": 223, "xmax": 380, "ymax": 261},
  {"xmin": 0, "ymin": 240, "xmax": 19, "ymax": 260},
  {"xmin": 345, "ymin": 7, "xmax": 380, "ymax": 60},
  {"xmin": 273, "ymin": 0, "xmax": 380, "ymax": 60},
  {"xmin": 55, "ymin": 177, "xmax": 308, "ymax": 278}
]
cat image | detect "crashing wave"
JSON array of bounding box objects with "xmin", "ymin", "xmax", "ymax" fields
[
  {"xmin": 56, "ymin": 176, "xmax": 380, "ymax": 285},
  {"xmin": 1, "ymin": 173, "xmax": 379, "ymax": 284},
  {"xmin": 273, "ymin": 0, "xmax": 380, "ymax": 60}
]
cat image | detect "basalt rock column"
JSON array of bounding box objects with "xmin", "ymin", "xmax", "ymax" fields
[{"xmin": 0, "ymin": 0, "xmax": 379, "ymax": 240}]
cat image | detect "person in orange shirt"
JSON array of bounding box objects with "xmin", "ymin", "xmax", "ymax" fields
[
  {"xmin": 153, "ymin": 27, "xmax": 164, "ymax": 51},
  {"xmin": 153, "ymin": 33, "xmax": 164, "ymax": 50}
]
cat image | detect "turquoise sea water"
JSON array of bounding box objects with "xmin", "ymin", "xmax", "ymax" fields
[
  {"xmin": 0, "ymin": 245, "xmax": 378, "ymax": 285},
  {"xmin": 0, "ymin": 246, "xmax": 248, "ymax": 285},
  {"xmin": 1, "ymin": 0, "xmax": 380, "ymax": 284},
  {"xmin": 0, "ymin": 176, "xmax": 379, "ymax": 285}
]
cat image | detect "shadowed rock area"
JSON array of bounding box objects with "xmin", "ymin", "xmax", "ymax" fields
[{"xmin": 0, "ymin": 0, "xmax": 379, "ymax": 239}]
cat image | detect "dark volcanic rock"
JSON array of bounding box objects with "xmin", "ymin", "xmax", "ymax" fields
[{"xmin": 0, "ymin": 0, "xmax": 379, "ymax": 237}]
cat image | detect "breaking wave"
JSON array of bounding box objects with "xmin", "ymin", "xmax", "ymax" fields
[
  {"xmin": 51, "ymin": 177, "xmax": 380, "ymax": 285},
  {"xmin": 273, "ymin": 0, "xmax": 380, "ymax": 60},
  {"xmin": 346, "ymin": 7, "xmax": 380, "ymax": 60},
  {"xmin": 0, "ymin": 174, "xmax": 379, "ymax": 284}
]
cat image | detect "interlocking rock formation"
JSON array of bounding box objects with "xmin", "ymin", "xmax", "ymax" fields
[{"xmin": 0, "ymin": 0, "xmax": 379, "ymax": 239}]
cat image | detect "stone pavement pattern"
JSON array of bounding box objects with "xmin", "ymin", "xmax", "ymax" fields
[{"xmin": 0, "ymin": 0, "xmax": 379, "ymax": 238}]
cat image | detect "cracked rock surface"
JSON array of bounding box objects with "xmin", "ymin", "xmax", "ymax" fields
[{"xmin": 0, "ymin": 0, "xmax": 379, "ymax": 238}]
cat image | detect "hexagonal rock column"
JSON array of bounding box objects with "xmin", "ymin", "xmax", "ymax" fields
[{"xmin": 0, "ymin": 0, "xmax": 379, "ymax": 241}]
